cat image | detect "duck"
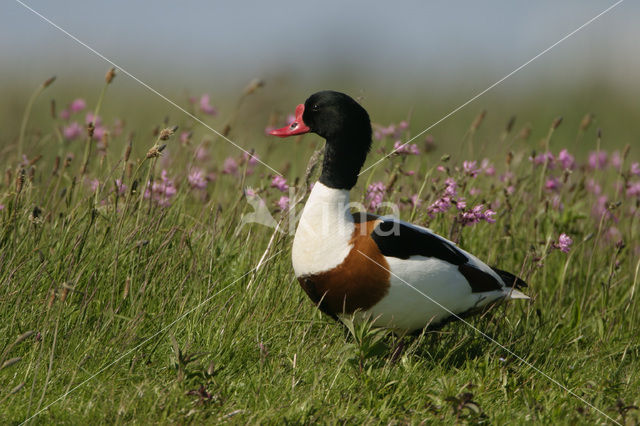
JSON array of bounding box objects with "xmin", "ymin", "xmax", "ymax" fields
[{"xmin": 270, "ymin": 90, "xmax": 528, "ymax": 333}]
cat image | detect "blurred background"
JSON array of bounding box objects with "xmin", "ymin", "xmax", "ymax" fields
[{"xmin": 1, "ymin": 0, "xmax": 638, "ymax": 158}]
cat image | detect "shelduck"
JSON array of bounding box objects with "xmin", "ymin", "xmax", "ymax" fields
[{"xmin": 270, "ymin": 91, "xmax": 528, "ymax": 333}]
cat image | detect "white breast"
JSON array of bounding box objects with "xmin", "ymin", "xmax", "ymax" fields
[{"xmin": 292, "ymin": 182, "xmax": 355, "ymax": 277}]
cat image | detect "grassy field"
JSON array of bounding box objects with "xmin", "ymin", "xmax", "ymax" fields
[{"xmin": 0, "ymin": 71, "xmax": 639, "ymax": 424}]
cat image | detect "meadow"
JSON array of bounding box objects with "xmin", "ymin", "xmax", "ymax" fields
[{"xmin": 0, "ymin": 70, "xmax": 639, "ymax": 424}]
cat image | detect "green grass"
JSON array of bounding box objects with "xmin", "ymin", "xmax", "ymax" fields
[{"xmin": 0, "ymin": 74, "xmax": 639, "ymax": 424}]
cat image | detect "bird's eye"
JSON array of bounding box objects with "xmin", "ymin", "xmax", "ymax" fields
[{"xmin": 312, "ymin": 104, "xmax": 320, "ymax": 112}]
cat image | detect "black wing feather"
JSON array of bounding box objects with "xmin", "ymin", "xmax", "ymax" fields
[
  {"xmin": 370, "ymin": 219, "xmax": 504, "ymax": 293},
  {"xmin": 371, "ymin": 220, "xmax": 468, "ymax": 265}
]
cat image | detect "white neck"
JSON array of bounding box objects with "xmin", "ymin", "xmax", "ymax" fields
[{"xmin": 291, "ymin": 182, "xmax": 355, "ymax": 276}]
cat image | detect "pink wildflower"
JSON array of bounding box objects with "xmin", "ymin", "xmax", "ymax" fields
[
  {"xmin": 469, "ymin": 187, "xmax": 481, "ymax": 196},
  {"xmin": 114, "ymin": 179, "xmax": 127, "ymax": 195},
  {"xmin": 59, "ymin": 109, "xmax": 70, "ymax": 120},
  {"xmin": 630, "ymin": 162, "xmax": 640, "ymax": 176},
  {"xmin": 70, "ymin": 98, "xmax": 86, "ymax": 113},
  {"xmin": 545, "ymin": 177, "xmax": 561, "ymax": 192},
  {"xmin": 557, "ymin": 149, "xmax": 575, "ymax": 170},
  {"xmin": 606, "ymin": 226, "xmax": 622, "ymax": 244},
  {"xmin": 188, "ymin": 169, "xmax": 207, "ymax": 189},
  {"xmin": 393, "ymin": 141, "xmax": 420, "ymax": 155},
  {"xmin": 63, "ymin": 122, "xmax": 83, "ymax": 141},
  {"xmin": 245, "ymin": 187, "xmax": 257, "ymax": 198},
  {"xmin": 93, "ymin": 125, "xmax": 107, "ymax": 141},
  {"xmin": 180, "ymin": 132, "xmax": 191, "ymax": 144},
  {"xmin": 530, "ymin": 152, "xmax": 555, "ymax": 168},
  {"xmin": 500, "ymin": 171, "xmax": 515, "ymax": 183},
  {"xmin": 89, "ymin": 178, "xmax": 99, "ymax": 192},
  {"xmin": 459, "ymin": 204, "xmax": 496, "ymax": 226},
  {"xmin": 373, "ymin": 121, "xmax": 409, "ymax": 140},
  {"xmin": 222, "ymin": 157, "xmax": 238, "ymax": 175},
  {"xmin": 271, "ymin": 175, "xmax": 288, "ymax": 192},
  {"xmin": 85, "ymin": 112, "xmax": 101, "ymax": 126},
  {"xmin": 243, "ymin": 151, "xmax": 259, "ymax": 166},
  {"xmin": 610, "ymin": 151, "xmax": 622, "ymax": 169},
  {"xmin": 277, "ymin": 196, "xmax": 290, "ymax": 211},
  {"xmin": 444, "ymin": 177, "xmax": 457, "ymax": 198},
  {"xmin": 409, "ymin": 194, "xmax": 422, "ymax": 208},
  {"xmin": 366, "ymin": 182, "xmax": 386, "ymax": 209},
  {"xmin": 199, "ymin": 94, "xmax": 218, "ymax": 116},
  {"xmin": 144, "ymin": 170, "xmax": 177, "ymax": 207},
  {"xmin": 195, "ymin": 146, "xmax": 209, "ymax": 162},
  {"xmin": 627, "ymin": 182, "xmax": 640, "ymax": 197},
  {"xmin": 588, "ymin": 151, "xmax": 607, "ymax": 169},
  {"xmin": 463, "ymin": 160, "xmax": 480, "ymax": 177},
  {"xmin": 550, "ymin": 195, "xmax": 564, "ymax": 211},
  {"xmin": 553, "ymin": 233, "xmax": 573, "ymax": 253},
  {"xmin": 586, "ymin": 178, "xmax": 601, "ymax": 195},
  {"xmin": 480, "ymin": 159, "xmax": 495, "ymax": 176}
]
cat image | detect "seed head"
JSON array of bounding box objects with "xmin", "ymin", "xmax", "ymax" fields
[
  {"xmin": 518, "ymin": 125, "xmax": 532, "ymax": 141},
  {"xmin": 105, "ymin": 67, "xmax": 116, "ymax": 84},
  {"xmin": 470, "ymin": 110, "xmax": 487, "ymax": 132},
  {"xmin": 16, "ymin": 169, "xmax": 25, "ymax": 193},
  {"xmin": 123, "ymin": 276, "xmax": 131, "ymax": 300},
  {"xmin": 124, "ymin": 140, "xmax": 132, "ymax": 162},
  {"xmin": 159, "ymin": 126, "xmax": 178, "ymax": 141},
  {"xmin": 5, "ymin": 168, "xmax": 12, "ymax": 187},
  {"xmin": 53, "ymin": 156, "xmax": 60, "ymax": 176},
  {"xmin": 47, "ymin": 290, "xmax": 56, "ymax": 309},
  {"xmin": 87, "ymin": 122, "xmax": 95, "ymax": 138},
  {"xmin": 64, "ymin": 153, "xmax": 74, "ymax": 168},
  {"xmin": 243, "ymin": 78, "xmax": 265, "ymax": 96},
  {"xmin": 579, "ymin": 113, "xmax": 594, "ymax": 131},
  {"xmin": 623, "ymin": 143, "xmax": 630, "ymax": 160},
  {"xmin": 42, "ymin": 76, "xmax": 56, "ymax": 88},
  {"xmin": 505, "ymin": 115, "xmax": 516, "ymax": 133},
  {"xmin": 146, "ymin": 144, "xmax": 167, "ymax": 158},
  {"xmin": 551, "ymin": 116, "xmax": 563, "ymax": 130}
]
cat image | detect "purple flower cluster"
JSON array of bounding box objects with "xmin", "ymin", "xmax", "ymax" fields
[
  {"xmin": 463, "ymin": 161, "xmax": 481, "ymax": 178},
  {"xmin": 188, "ymin": 168, "xmax": 207, "ymax": 189},
  {"xmin": 366, "ymin": 182, "xmax": 387, "ymax": 209},
  {"xmin": 373, "ymin": 121, "xmax": 409, "ymax": 141},
  {"xmin": 588, "ymin": 151, "xmax": 607, "ymax": 170},
  {"xmin": 530, "ymin": 151, "xmax": 555, "ymax": 168},
  {"xmin": 557, "ymin": 149, "xmax": 575, "ymax": 169},
  {"xmin": 459, "ymin": 204, "xmax": 496, "ymax": 226},
  {"xmin": 271, "ymin": 175, "xmax": 289, "ymax": 192},
  {"xmin": 63, "ymin": 122, "xmax": 83, "ymax": 141},
  {"xmin": 222, "ymin": 157, "xmax": 238, "ymax": 175},
  {"xmin": 426, "ymin": 178, "xmax": 458, "ymax": 216},
  {"xmin": 277, "ymin": 196, "xmax": 290, "ymax": 211},
  {"xmin": 199, "ymin": 94, "xmax": 217, "ymax": 116},
  {"xmin": 553, "ymin": 233, "xmax": 573, "ymax": 253},
  {"xmin": 393, "ymin": 141, "xmax": 420, "ymax": 155},
  {"xmin": 144, "ymin": 170, "xmax": 177, "ymax": 207}
]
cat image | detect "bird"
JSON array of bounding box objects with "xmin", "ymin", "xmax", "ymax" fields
[{"xmin": 270, "ymin": 90, "xmax": 528, "ymax": 333}]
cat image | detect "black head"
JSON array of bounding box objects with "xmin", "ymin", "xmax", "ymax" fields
[
  {"xmin": 270, "ymin": 90, "xmax": 372, "ymax": 190},
  {"xmin": 301, "ymin": 91, "xmax": 371, "ymax": 140}
]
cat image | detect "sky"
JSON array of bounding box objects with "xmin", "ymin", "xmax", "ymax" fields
[{"xmin": 1, "ymin": 1, "xmax": 639, "ymax": 94}]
